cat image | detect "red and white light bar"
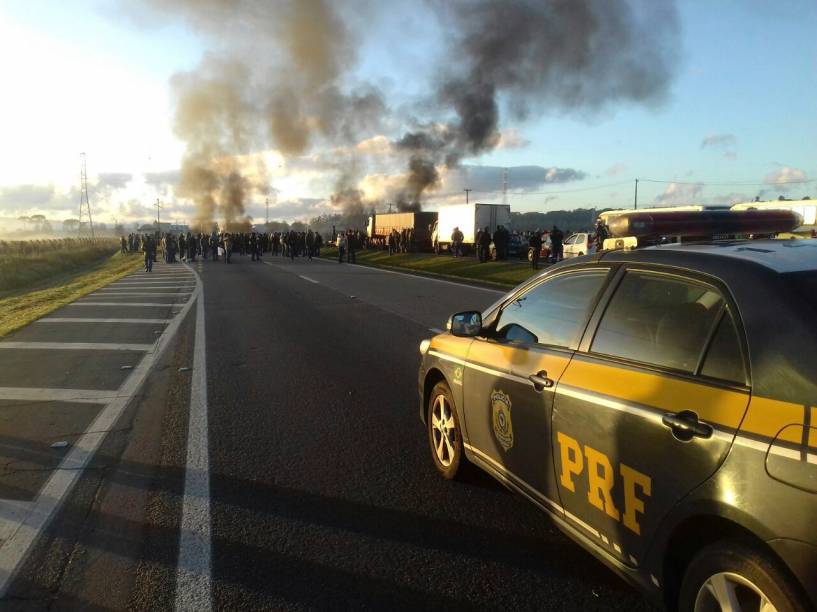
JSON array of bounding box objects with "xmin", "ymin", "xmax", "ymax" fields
[{"xmin": 607, "ymin": 209, "xmax": 802, "ymax": 239}]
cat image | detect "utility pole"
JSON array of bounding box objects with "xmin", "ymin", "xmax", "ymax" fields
[
  {"xmin": 78, "ymin": 153, "xmax": 95, "ymax": 239},
  {"xmin": 502, "ymin": 168, "xmax": 508, "ymax": 206},
  {"xmin": 154, "ymin": 198, "xmax": 163, "ymax": 235},
  {"xmin": 464, "ymin": 189, "xmax": 472, "ymax": 204},
  {"xmin": 265, "ymin": 197, "xmax": 269, "ymax": 226},
  {"xmin": 634, "ymin": 178, "xmax": 639, "ymax": 210}
]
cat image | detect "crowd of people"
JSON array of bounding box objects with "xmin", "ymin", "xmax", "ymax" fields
[
  {"xmin": 120, "ymin": 229, "xmax": 333, "ymax": 272},
  {"xmin": 120, "ymin": 219, "xmax": 609, "ymax": 274}
]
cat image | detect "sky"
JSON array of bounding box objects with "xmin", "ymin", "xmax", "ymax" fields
[{"xmin": 0, "ymin": 0, "xmax": 815, "ymax": 230}]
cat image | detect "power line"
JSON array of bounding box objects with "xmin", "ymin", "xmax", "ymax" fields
[{"xmin": 639, "ymin": 178, "xmax": 816, "ymax": 187}]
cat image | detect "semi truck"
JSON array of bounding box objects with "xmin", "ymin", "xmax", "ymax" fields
[
  {"xmin": 366, "ymin": 212, "xmax": 438, "ymax": 249},
  {"xmin": 432, "ymin": 203, "xmax": 512, "ymax": 254}
]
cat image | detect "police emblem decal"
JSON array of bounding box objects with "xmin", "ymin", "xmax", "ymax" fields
[{"xmin": 491, "ymin": 390, "xmax": 513, "ymax": 451}]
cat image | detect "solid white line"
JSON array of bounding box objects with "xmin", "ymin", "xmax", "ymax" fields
[
  {"xmin": 0, "ymin": 342, "xmax": 153, "ymax": 351},
  {"xmin": 311, "ymin": 256, "xmax": 505, "ymax": 294},
  {"xmin": 0, "ymin": 387, "xmax": 117, "ymax": 403},
  {"xmin": 429, "ymin": 327, "xmax": 444, "ymax": 334},
  {"xmin": 175, "ymin": 265, "xmax": 213, "ymax": 611},
  {"xmin": 66, "ymin": 302, "xmax": 179, "ymax": 308},
  {"xmin": 0, "ymin": 263, "xmax": 199, "ymax": 597},
  {"xmin": 298, "ymin": 275, "xmax": 320, "ymax": 284},
  {"xmin": 95, "ymin": 291, "xmax": 193, "ymax": 296},
  {"xmin": 36, "ymin": 318, "xmax": 172, "ymax": 324},
  {"xmin": 104, "ymin": 286, "xmax": 192, "ymax": 290}
]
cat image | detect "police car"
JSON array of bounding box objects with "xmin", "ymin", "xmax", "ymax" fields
[{"xmin": 418, "ymin": 209, "xmax": 817, "ymax": 611}]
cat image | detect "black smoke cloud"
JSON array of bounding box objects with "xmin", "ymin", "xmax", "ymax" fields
[{"xmin": 392, "ymin": 0, "xmax": 679, "ymax": 205}]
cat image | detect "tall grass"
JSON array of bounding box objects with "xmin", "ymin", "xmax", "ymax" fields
[{"xmin": 0, "ymin": 238, "xmax": 121, "ymax": 293}]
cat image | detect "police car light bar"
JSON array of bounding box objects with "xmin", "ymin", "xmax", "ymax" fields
[{"xmin": 606, "ymin": 209, "xmax": 802, "ymax": 240}]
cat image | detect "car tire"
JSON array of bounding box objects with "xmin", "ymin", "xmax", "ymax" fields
[
  {"xmin": 678, "ymin": 540, "xmax": 807, "ymax": 612},
  {"xmin": 427, "ymin": 380, "xmax": 466, "ymax": 480}
]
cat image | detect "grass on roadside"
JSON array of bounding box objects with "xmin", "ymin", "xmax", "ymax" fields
[
  {"xmin": 0, "ymin": 252, "xmax": 143, "ymax": 338},
  {"xmin": 321, "ymin": 247, "xmax": 539, "ymax": 287},
  {"xmin": 0, "ymin": 240, "xmax": 120, "ymax": 293}
]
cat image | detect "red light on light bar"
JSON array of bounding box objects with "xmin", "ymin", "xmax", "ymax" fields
[{"xmin": 607, "ymin": 209, "xmax": 802, "ymax": 239}]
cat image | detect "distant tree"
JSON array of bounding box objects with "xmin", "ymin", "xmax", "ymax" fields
[
  {"xmin": 29, "ymin": 214, "xmax": 48, "ymax": 233},
  {"xmin": 290, "ymin": 221, "xmax": 307, "ymax": 232},
  {"xmin": 63, "ymin": 218, "xmax": 80, "ymax": 232},
  {"xmin": 114, "ymin": 223, "xmax": 125, "ymax": 235},
  {"xmin": 266, "ymin": 220, "xmax": 289, "ymax": 232}
]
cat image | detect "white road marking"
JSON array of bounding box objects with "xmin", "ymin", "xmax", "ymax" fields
[
  {"xmin": 0, "ymin": 342, "xmax": 153, "ymax": 351},
  {"xmin": 36, "ymin": 318, "xmax": 172, "ymax": 324},
  {"xmin": 0, "ymin": 387, "xmax": 118, "ymax": 403},
  {"xmin": 102, "ymin": 286, "xmax": 193, "ymax": 290},
  {"xmin": 95, "ymin": 291, "xmax": 193, "ymax": 296},
  {"xmin": 175, "ymin": 264, "xmax": 213, "ymax": 611},
  {"xmin": 429, "ymin": 327, "xmax": 445, "ymax": 334},
  {"xmin": 66, "ymin": 302, "xmax": 181, "ymax": 308},
  {"xmin": 298, "ymin": 275, "xmax": 320, "ymax": 284},
  {"xmin": 0, "ymin": 265, "xmax": 199, "ymax": 597}
]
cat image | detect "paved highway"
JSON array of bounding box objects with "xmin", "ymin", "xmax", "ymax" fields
[{"xmin": 0, "ymin": 254, "xmax": 647, "ymax": 610}]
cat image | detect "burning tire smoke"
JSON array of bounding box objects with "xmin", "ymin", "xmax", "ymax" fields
[{"xmin": 139, "ymin": 0, "xmax": 679, "ymax": 222}]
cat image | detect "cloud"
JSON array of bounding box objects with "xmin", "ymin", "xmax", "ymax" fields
[
  {"xmin": 654, "ymin": 181, "xmax": 704, "ymax": 205},
  {"xmin": 701, "ymin": 133, "xmax": 737, "ymax": 160},
  {"xmin": 606, "ymin": 163, "xmax": 627, "ymax": 176},
  {"xmin": 496, "ymin": 129, "xmax": 530, "ymax": 150},
  {"xmin": 442, "ymin": 165, "xmax": 586, "ymax": 196},
  {"xmin": 0, "ymin": 184, "xmax": 57, "ymax": 207},
  {"xmin": 96, "ymin": 172, "xmax": 133, "ymax": 190},
  {"xmin": 701, "ymin": 133, "xmax": 736, "ymax": 150},
  {"xmin": 144, "ymin": 170, "xmax": 181, "ymax": 191},
  {"xmin": 764, "ymin": 166, "xmax": 806, "ymax": 191}
]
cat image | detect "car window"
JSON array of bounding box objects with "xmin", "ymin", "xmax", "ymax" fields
[
  {"xmin": 495, "ymin": 271, "xmax": 608, "ymax": 349},
  {"xmin": 564, "ymin": 235, "xmax": 577, "ymax": 245},
  {"xmin": 591, "ymin": 272, "xmax": 724, "ymax": 372},
  {"xmin": 700, "ymin": 309, "xmax": 745, "ymax": 384}
]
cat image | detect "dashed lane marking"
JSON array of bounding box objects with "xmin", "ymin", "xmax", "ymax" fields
[
  {"xmin": 95, "ymin": 291, "xmax": 194, "ymax": 296},
  {"xmin": 298, "ymin": 275, "xmax": 320, "ymax": 284},
  {"xmin": 36, "ymin": 318, "xmax": 172, "ymax": 324},
  {"xmin": 0, "ymin": 342, "xmax": 154, "ymax": 351},
  {"xmin": 175, "ymin": 263, "xmax": 213, "ymax": 611},
  {"xmin": 0, "ymin": 264, "xmax": 199, "ymax": 597}
]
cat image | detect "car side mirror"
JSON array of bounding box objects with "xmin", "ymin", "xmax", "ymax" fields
[{"xmin": 448, "ymin": 311, "xmax": 482, "ymax": 337}]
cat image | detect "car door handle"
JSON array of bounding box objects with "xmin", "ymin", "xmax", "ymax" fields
[
  {"xmin": 662, "ymin": 410, "xmax": 713, "ymax": 441},
  {"xmin": 528, "ymin": 371, "xmax": 554, "ymax": 392}
]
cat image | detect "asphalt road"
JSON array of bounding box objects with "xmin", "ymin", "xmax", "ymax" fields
[{"xmin": 0, "ymin": 252, "xmax": 648, "ymax": 611}]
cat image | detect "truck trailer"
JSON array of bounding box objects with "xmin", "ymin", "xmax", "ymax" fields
[
  {"xmin": 366, "ymin": 212, "xmax": 438, "ymax": 250},
  {"xmin": 432, "ymin": 203, "xmax": 512, "ymax": 254}
]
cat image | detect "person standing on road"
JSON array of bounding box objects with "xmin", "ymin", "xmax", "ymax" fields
[
  {"xmin": 120, "ymin": 235, "xmax": 127, "ymax": 254},
  {"xmin": 347, "ymin": 230, "xmax": 357, "ymax": 264},
  {"xmin": 478, "ymin": 226, "xmax": 492, "ymax": 263},
  {"xmin": 529, "ymin": 229, "xmax": 543, "ymax": 270},
  {"xmin": 306, "ymin": 229, "xmax": 315, "ymax": 260},
  {"xmin": 144, "ymin": 235, "xmax": 155, "ymax": 272},
  {"xmin": 224, "ymin": 233, "xmax": 232, "ymax": 264},
  {"xmin": 550, "ymin": 225, "xmax": 564, "ymax": 262},
  {"xmin": 451, "ymin": 227, "xmax": 463, "ymax": 257},
  {"xmin": 594, "ymin": 218, "xmax": 609, "ymax": 252},
  {"xmin": 337, "ymin": 232, "xmax": 347, "ymax": 263}
]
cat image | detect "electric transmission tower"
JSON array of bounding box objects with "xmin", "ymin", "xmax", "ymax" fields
[{"xmin": 78, "ymin": 152, "xmax": 95, "ymax": 238}]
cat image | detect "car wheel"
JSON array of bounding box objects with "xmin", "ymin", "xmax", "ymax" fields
[
  {"xmin": 427, "ymin": 381, "xmax": 465, "ymax": 479},
  {"xmin": 679, "ymin": 541, "xmax": 807, "ymax": 612},
  {"xmin": 527, "ymin": 248, "xmax": 534, "ymax": 262}
]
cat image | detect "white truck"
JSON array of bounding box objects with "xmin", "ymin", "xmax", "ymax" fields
[{"xmin": 432, "ymin": 203, "xmax": 512, "ymax": 254}]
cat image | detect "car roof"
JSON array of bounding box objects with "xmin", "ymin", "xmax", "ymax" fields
[{"xmin": 594, "ymin": 238, "xmax": 817, "ymax": 274}]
